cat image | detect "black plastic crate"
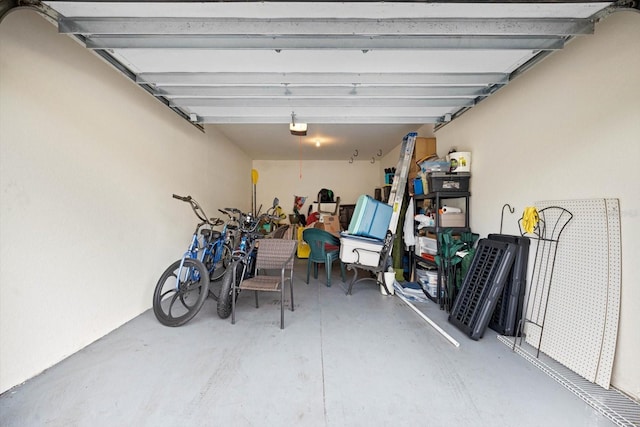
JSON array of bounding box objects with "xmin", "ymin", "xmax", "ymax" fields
[
  {"xmin": 428, "ymin": 172, "xmax": 470, "ymax": 192},
  {"xmin": 487, "ymin": 234, "xmax": 530, "ymax": 336},
  {"xmin": 448, "ymin": 239, "xmax": 517, "ymax": 340}
]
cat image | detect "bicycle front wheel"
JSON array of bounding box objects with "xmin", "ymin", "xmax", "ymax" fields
[
  {"xmin": 153, "ymin": 258, "xmax": 209, "ymax": 327},
  {"xmin": 217, "ymin": 260, "xmax": 242, "ymax": 319}
]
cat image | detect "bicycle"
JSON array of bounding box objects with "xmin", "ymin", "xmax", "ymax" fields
[
  {"xmin": 153, "ymin": 194, "xmax": 234, "ymax": 326},
  {"xmin": 216, "ymin": 201, "xmax": 281, "ymax": 319},
  {"xmin": 207, "ymin": 208, "xmax": 238, "ymax": 298}
]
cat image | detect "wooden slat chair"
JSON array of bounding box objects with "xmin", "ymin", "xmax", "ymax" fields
[
  {"xmin": 345, "ymin": 230, "xmax": 395, "ymax": 295},
  {"xmin": 231, "ymin": 239, "xmax": 297, "ymax": 329}
]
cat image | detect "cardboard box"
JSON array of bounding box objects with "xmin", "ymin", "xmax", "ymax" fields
[
  {"xmin": 414, "ymin": 137, "xmax": 437, "ymax": 160},
  {"xmin": 409, "ymin": 137, "xmax": 437, "ymax": 180},
  {"xmin": 439, "ymin": 213, "xmax": 466, "ymax": 227},
  {"xmin": 318, "ymin": 214, "xmax": 341, "ymax": 233}
]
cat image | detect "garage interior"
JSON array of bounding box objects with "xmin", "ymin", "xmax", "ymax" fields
[{"xmin": 0, "ymin": 1, "xmax": 639, "ymax": 426}]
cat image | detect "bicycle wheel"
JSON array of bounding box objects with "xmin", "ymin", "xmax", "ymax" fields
[
  {"xmin": 217, "ymin": 260, "xmax": 242, "ymax": 319},
  {"xmin": 153, "ymin": 258, "xmax": 209, "ymax": 327},
  {"xmin": 209, "ymin": 243, "xmax": 233, "ymax": 283}
]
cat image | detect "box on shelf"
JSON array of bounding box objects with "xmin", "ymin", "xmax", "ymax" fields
[
  {"xmin": 428, "ymin": 172, "xmax": 470, "ymax": 193},
  {"xmin": 440, "ymin": 212, "xmax": 466, "ymax": 227},
  {"xmin": 348, "ymin": 194, "xmax": 392, "ymax": 240},
  {"xmin": 413, "ymin": 178, "xmax": 424, "ymax": 195},
  {"xmin": 419, "ymin": 159, "xmax": 450, "ymax": 174},
  {"xmin": 415, "ymin": 137, "xmax": 437, "ymax": 160},
  {"xmin": 416, "ymin": 236, "xmax": 437, "ymax": 255},
  {"xmin": 420, "ymin": 253, "xmax": 436, "ymax": 262},
  {"xmin": 422, "ymin": 281, "xmax": 440, "ymax": 299},
  {"xmin": 416, "ymin": 269, "xmax": 438, "ymax": 285},
  {"xmin": 409, "ymin": 137, "xmax": 437, "ymax": 180},
  {"xmin": 339, "ymin": 233, "xmax": 383, "ymax": 267}
]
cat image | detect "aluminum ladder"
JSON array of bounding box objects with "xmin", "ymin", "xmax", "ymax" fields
[{"xmin": 386, "ymin": 132, "xmax": 417, "ymax": 235}]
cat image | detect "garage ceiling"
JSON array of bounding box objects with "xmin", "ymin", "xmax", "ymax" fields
[{"xmin": 35, "ymin": 1, "xmax": 617, "ymax": 159}]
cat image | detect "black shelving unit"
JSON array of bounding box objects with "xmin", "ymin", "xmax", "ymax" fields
[
  {"xmin": 413, "ymin": 191, "xmax": 471, "ymax": 309},
  {"xmin": 418, "ymin": 191, "xmax": 471, "ymax": 233}
]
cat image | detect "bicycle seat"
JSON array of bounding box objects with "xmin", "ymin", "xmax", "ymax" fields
[{"xmin": 201, "ymin": 229, "xmax": 221, "ymax": 240}]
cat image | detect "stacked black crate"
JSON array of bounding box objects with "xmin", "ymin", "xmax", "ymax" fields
[{"xmin": 487, "ymin": 234, "xmax": 531, "ymax": 336}]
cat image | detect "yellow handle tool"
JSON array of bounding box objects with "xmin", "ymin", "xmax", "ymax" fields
[{"xmin": 522, "ymin": 206, "xmax": 539, "ymax": 233}]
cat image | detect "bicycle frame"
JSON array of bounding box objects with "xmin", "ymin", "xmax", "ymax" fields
[{"xmin": 172, "ymin": 195, "xmax": 231, "ymax": 290}]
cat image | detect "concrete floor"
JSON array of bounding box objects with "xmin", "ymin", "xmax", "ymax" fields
[{"xmin": 0, "ymin": 260, "xmax": 615, "ymax": 427}]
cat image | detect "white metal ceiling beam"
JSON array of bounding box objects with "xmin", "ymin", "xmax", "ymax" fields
[
  {"xmin": 43, "ymin": 1, "xmax": 616, "ymax": 20},
  {"xmin": 85, "ymin": 34, "xmax": 565, "ymax": 50},
  {"xmin": 59, "ymin": 17, "xmax": 594, "ymax": 36},
  {"xmin": 137, "ymin": 72, "xmax": 509, "ymax": 86},
  {"xmin": 153, "ymin": 85, "xmax": 494, "ymax": 98},
  {"xmin": 185, "ymin": 105, "xmax": 450, "ymax": 117},
  {"xmin": 196, "ymin": 115, "xmax": 443, "ymax": 124},
  {"xmin": 169, "ymin": 97, "xmax": 474, "ymax": 108}
]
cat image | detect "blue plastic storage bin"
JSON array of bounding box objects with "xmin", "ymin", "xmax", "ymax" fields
[
  {"xmin": 347, "ymin": 195, "xmax": 393, "ymax": 240},
  {"xmin": 414, "ymin": 178, "xmax": 424, "ymax": 195}
]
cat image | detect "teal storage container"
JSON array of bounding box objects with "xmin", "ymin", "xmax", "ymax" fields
[{"xmin": 347, "ymin": 195, "xmax": 393, "ymax": 240}]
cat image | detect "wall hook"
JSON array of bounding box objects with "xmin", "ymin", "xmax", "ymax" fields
[
  {"xmin": 349, "ymin": 157, "xmax": 354, "ymax": 164},
  {"xmin": 353, "ymin": 150, "xmax": 359, "ymax": 157},
  {"xmin": 500, "ymin": 203, "xmax": 515, "ymax": 234},
  {"xmin": 370, "ymin": 157, "xmax": 376, "ymax": 164},
  {"xmin": 377, "ymin": 149, "xmax": 383, "ymax": 157}
]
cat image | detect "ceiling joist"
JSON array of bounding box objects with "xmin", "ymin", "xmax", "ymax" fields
[
  {"xmin": 58, "ymin": 17, "xmax": 595, "ymax": 36},
  {"xmin": 170, "ymin": 97, "xmax": 475, "ymax": 108},
  {"xmin": 153, "ymin": 85, "xmax": 495, "ymax": 99},
  {"xmin": 85, "ymin": 34, "xmax": 567, "ymax": 50},
  {"xmin": 137, "ymin": 72, "xmax": 510, "ymax": 86},
  {"xmin": 196, "ymin": 115, "xmax": 444, "ymax": 124}
]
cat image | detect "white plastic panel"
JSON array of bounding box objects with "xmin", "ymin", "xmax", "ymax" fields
[{"xmin": 525, "ymin": 199, "xmax": 621, "ymax": 389}]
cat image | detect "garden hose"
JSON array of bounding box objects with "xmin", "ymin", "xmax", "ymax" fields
[{"xmin": 522, "ymin": 206, "xmax": 539, "ymax": 233}]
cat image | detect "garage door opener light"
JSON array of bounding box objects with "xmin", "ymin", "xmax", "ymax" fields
[{"xmin": 289, "ymin": 112, "xmax": 307, "ymax": 136}]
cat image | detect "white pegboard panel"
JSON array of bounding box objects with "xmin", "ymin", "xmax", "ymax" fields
[
  {"xmin": 524, "ymin": 199, "xmax": 621, "ymax": 389},
  {"xmin": 596, "ymin": 198, "xmax": 621, "ymax": 388}
]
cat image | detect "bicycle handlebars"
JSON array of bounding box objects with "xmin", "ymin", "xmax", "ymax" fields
[
  {"xmin": 172, "ymin": 194, "xmax": 191, "ymax": 202},
  {"xmin": 172, "ymin": 194, "xmax": 211, "ymax": 225},
  {"xmin": 172, "ymin": 196, "xmax": 280, "ymax": 233}
]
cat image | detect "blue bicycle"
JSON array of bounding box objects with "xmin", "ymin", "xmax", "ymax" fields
[{"xmin": 153, "ymin": 194, "xmax": 234, "ymax": 326}]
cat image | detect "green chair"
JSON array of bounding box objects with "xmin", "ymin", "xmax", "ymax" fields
[{"xmin": 302, "ymin": 228, "xmax": 346, "ymax": 287}]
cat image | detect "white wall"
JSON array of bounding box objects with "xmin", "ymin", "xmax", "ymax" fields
[
  {"xmin": 252, "ymin": 159, "xmax": 383, "ymax": 219},
  {"xmin": 0, "ymin": 10, "xmax": 251, "ymax": 393},
  {"xmin": 420, "ymin": 11, "xmax": 639, "ymax": 399},
  {"xmin": 255, "ymin": 127, "xmax": 437, "ymax": 220}
]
